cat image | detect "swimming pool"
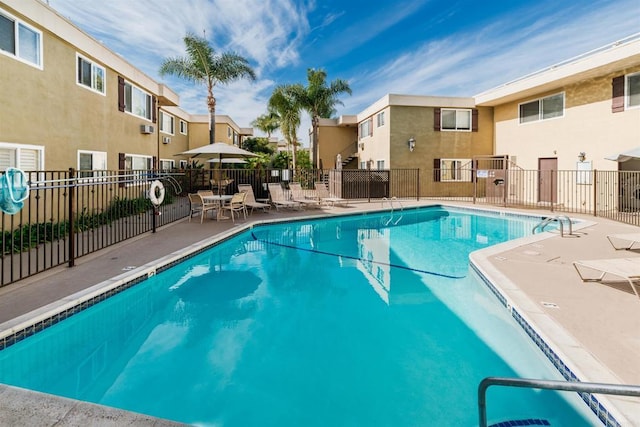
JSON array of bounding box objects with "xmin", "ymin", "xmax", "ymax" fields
[{"xmin": 0, "ymin": 206, "xmax": 600, "ymax": 425}]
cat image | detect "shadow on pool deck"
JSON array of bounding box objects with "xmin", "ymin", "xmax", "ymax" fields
[{"xmin": 0, "ymin": 200, "xmax": 639, "ymax": 425}]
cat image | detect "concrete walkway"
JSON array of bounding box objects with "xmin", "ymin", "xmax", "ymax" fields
[{"xmin": 0, "ymin": 200, "xmax": 639, "ymax": 425}]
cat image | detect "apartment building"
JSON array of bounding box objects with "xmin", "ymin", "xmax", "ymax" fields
[{"xmin": 0, "ymin": 0, "xmax": 250, "ymax": 176}]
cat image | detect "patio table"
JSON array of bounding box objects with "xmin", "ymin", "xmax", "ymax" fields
[{"xmin": 202, "ymin": 195, "xmax": 233, "ymax": 221}]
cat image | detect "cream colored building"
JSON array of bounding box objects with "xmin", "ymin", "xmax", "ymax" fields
[
  {"xmin": 475, "ymin": 34, "xmax": 640, "ymax": 172},
  {"xmin": 0, "ymin": 0, "xmax": 251, "ymax": 176}
]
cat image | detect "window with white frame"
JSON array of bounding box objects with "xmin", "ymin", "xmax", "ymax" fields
[
  {"xmin": 227, "ymin": 126, "xmax": 232, "ymax": 138},
  {"xmin": 76, "ymin": 54, "xmax": 105, "ymax": 94},
  {"xmin": 360, "ymin": 161, "xmax": 367, "ymax": 170},
  {"xmin": 376, "ymin": 111, "xmax": 385, "ymax": 127},
  {"xmin": 441, "ymin": 109, "xmax": 471, "ymax": 131},
  {"xmin": 359, "ymin": 119, "xmax": 372, "ymax": 139},
  {"xmin": 440, "ymin": 159, "xmax": 471, "ymax": 182},
  {"xmin": 159, "ymin": 111, "xmax": 174, "ymax": 134},
  {"xmin": 124, "ymin": 82, "xmax": 152, "ymax": 120},
  {"xmin": 160, "ymin": 159, "xmax": 174, "ymax": 170},
  {"xmin": 519, "ymin": 93, "xmax": 564, "ymax": 123},
  {"xmin": 78, "ymin": 150, "xmax": 107, "ymax": 179},
  {"xmin": 627, "ymin": 72, "xmax": 640, "ymax": 109},
  {"xmin": 0, "ymin": 9, "xmax": 42, "ymax": 68},
  {"xmin": 180, "ymin": 120, "xmax": 188, "ymax": 135},
  {"xmin": 0, "ymin": 143, "xmax": 44, "ymax": 171},
  {"xmin": 376, "ymin": 160, "xmax": 385, "ymax": 170}
]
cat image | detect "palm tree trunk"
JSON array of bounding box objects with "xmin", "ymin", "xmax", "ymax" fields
[{"xmin": 207, "ymin": 93, "xmax": 216, "ymax": 145}]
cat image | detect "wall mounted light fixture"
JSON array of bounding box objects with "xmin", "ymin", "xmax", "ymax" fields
[
  {"xmin": 408, "ymin": 137, "xmax": 416, "ymax": 152},
  {"xmin": 578, "ymin": 152, "xmax": 586, "ymax": 162}
]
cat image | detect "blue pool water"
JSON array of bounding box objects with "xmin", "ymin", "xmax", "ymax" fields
[{"xmin": 0, "ymin": 207, "xmax": 599, "ymax": 426}]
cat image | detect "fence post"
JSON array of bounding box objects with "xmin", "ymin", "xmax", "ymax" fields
[
  {"xmin": 417, "ymin": 169, "xmax": 420, "ymax": 201},
  {"xmin": 367, "ymin": 169, "xmax": 371, "ymax": 203},
  {"xmin": 68, "ymin": 168, "xmax": 76, "ymax": 268},
  {"xmin": 593, "ymin": 169, "xmax": 598, "ymax": 217},
  {"xmin": 550, "ymin": 170, "xmax": 555, "ymax": 213}
]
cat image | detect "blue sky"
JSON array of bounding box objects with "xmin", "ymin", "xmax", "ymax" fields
[{"xmin": 50, "ymin": 0, "xmax": 640, "ymax": 145}]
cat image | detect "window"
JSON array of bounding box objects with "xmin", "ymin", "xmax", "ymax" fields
[
  {"xmin": 360, "ymin": 161, "xmax": 367, "ymax": 170},
  {"xmin": 77, "ymin": 54, "xmax": 105, "ymax": 94},
  {"xmin": 180, "ymin": 120, "xmax": 188, "ymax": 135},
  {"xmin": 159, "ymin": 159, "xmax": 174, "ymax": 170},
  {"xmin": 160, "ymin": 111, "xmax": 174, "ymax": 134},
  {"xmin": 124, "ymin": 82, "xmax": 152, "ymax": 120},
  {"xmin": 627, "ymin": 72, "xmax": 640, "ymax": 109},
  {"xmin": 125, "ymin": 154, "xmax": 152, "ymax": 171},
  {"xmin": 227, "ymin": 126, "xmax": 232, "ymax": 138},
  {"xmin": 179, "ymin": 160, "xmax": 188, "ymax": 169},
  {"xmin": 376, "ymin": 111, "xmax": 385, "ymax": 127},
  {"xmin": 359, "ymin": 118, "xmax": 372, "ymax": 139},
  {"xmin": 376, "ymin": 160, "xmax": 385, "ymax": 170},
  {"xmin": 0, "ymin": 9, "xmax": 42, "ymax": 67},
  {"xmin": 437, "ymin": 158, "xmax": 472, "ymax": 182},
  {"xmin": 519, "ymin": 93, "xmax": 564, "ymax": 123},
  {"xmin": 441, "ymin": 109, "xmax": 471, "ymax": 131},
  {"xmin": 0, "ymin": 143, "xmax": 44, "ymax": 171},
  {"xmin": 78, "ymin": 150, "xmax": 107, "ymax": 179}
]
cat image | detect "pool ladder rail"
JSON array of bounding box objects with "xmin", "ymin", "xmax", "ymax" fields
[
  {"xmin": 532, "ymin": 215, "xmax": 573, "ymax": 237},
  {"xmin": 478, "ymin": 376, "xmax": 640, "ymax": 427},
  {"xmin": 382, "ymin": 197, "xmax": 404, "ymax": 225}
]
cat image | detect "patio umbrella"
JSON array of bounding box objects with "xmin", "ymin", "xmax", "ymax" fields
[
  {"xmin": 176, "ymin": 142, "xmax": 257, "ymax": 193},
  {"xmin": 175, "ymin": 142, "xmax": 258, "ymax": 160},
  {"xmin": 207, "ymin": 158, "xmax": 247, "ymax": 164},
  {"xmin": 605, "ymin": 146, "xmax": 640, "ymax": 162}
]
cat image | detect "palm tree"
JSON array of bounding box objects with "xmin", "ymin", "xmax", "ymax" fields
[
  {"xmin": 159, "ymin": 33, "xmax": 256, "ymax": 145},
  {"xmin": 294, "ymin": 69, "xmax": 351, "ymax": 168},
  {"xmin": 252, "ymin": 112, "xmax": 280, "ymax": 138},
  {"xmin": 268, "ymin": 85, "xmax": 301, "ymax": 170}
]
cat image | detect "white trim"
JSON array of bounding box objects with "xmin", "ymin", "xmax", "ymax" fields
[
  {"xmin": 179, "ymin": 119, "xmax": 188, "ymax": 135},
  {"xmin": 124, "ymin": 81, "xmax": 152, "ymax": 121},
  {"xmin": 625, "ymin": 71, "xmax": 640, "ymax": 110},
  {"xmin": 0, "ymin": 142, "xmax": 45, "ymax": 171},
  {"xmin": 75, "ymin": 53, "xmax": 106, "ymax": 95},
  {"xmin": 77, "ymin": 150, "xmax": 107, "ymax": 181},
  {"xmin": 518, "ymin": 92, "xmax": 565, "ymax": 125},
  {"xmin": 0, "ymin": 7, "xmax": 43, "ymax": 69},
  {"xmin": 440, "ymin": 108, "xmax": 472, "ymax": 132},
  {"xmin": 159, "ymin": 111, "xmax": 175, "ymax": 135}
]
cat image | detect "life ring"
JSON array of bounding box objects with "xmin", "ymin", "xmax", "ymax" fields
[{"xmin": 149, "ymin": 180, "xmax": 165, "ymax": 206}]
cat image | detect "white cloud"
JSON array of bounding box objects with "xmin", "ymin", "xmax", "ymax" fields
[{"xmin": 341, "ymin": 0, "xmax": 640, "ymax": 115}]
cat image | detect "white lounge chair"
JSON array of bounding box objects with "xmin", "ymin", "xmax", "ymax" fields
[
  {"xmin": 267, "ymin": 183, "xmax": 300, "ymax": 210},
  {"xmin": 288, "ymin": 182, "xmax": 321, "ymax": 208},
  {"xmin": 237, "ymin": 184, "xmax": 270, "ymax": 214},
  {"xmin": 573, "ymin": 257, "xmax": 640, "ymax": 298},
  {"xmin": 607, "ymin": 233, "xmax": 640, "ymax": 250},
  {"xmin": 314, "ymin": 182, "xmax": 348, "ymax": 206}
]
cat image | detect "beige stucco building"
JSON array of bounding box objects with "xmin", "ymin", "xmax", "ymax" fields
[{"xmin": 0, "ymin": 0, "xmax": 251, "ymax": 176}]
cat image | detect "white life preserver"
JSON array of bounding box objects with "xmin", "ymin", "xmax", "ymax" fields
[{"xmin": 149, "ymin": 180, "xmax": 165, "ymax": 206}]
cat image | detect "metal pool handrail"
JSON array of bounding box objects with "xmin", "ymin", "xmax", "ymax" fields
[
  {"xmin": 478, "ymin": 376, "xmax": 640, "ymax": 427},
  {"xmin": 532, "ymin": 215, "xmax": 573, "ymax": 237}
]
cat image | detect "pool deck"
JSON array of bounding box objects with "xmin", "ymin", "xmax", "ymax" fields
[{"xmin": 0, "ymin": 200, "xmax": 639, "ymax": 426}]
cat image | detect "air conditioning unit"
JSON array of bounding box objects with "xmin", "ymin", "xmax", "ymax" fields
[
  {"xmin": 162, "ymin": 136, "xmax": 171, "ymax": 144},
  {"xmin": 140, "ymin": 125, "xmax": 154, "ymax": 134},
  {"xmin": 358, "ymin": 142, "xmax": 365, "ymax": 150}
]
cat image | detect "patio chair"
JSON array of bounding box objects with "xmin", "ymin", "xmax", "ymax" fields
[
  {"xmin": 573, "ymin": 257, "xmax": 640, "ymax": 299},
  {"xmin": 220, "ymin": 192, "xmax": 247, "ymax": 222},
  {"xmin": 288, "ymin": 182, "xmax": 321, "ymax": 208},
  {"xmin": 314, "ymin": 182, "xmax": 348, "ymax": 207},
  {"xmin": 188, "ymin": 193, "xmax": 218, "ymax": 223},
  {"xmin": 197, "ymin": 189, "xmax": 214, "ymax": 197},
  {"xmin": 237, "ymin": 184, "xmax": 271, "ymax": 214},
  {"xmin": 606, "ymin": 233, "xmax": 640, "ymax": 251},
  {"xmin": 267, "ymin": 183, "xmax": 300, "ymax": 210}
]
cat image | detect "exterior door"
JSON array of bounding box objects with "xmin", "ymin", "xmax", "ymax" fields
[{"xmin": 538, "ymin": 158, "xmax": 557, "ymax": 204}]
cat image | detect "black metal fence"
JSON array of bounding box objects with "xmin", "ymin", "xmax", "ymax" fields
[{"xmin": 2, "ymin": 166, "xmax": 639, "ymax": 287}]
